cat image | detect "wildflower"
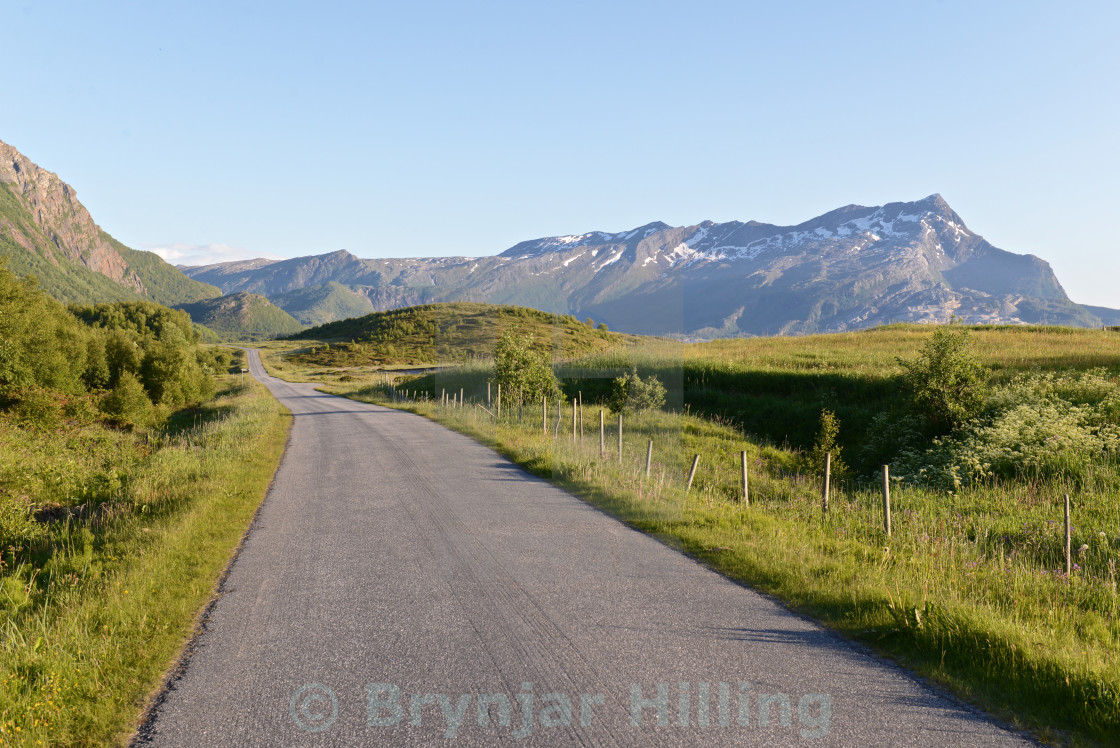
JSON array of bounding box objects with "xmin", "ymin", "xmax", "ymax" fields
[{"xmin": 1078, "ymin": 544, "xmax": 1089, "ymax": 557}]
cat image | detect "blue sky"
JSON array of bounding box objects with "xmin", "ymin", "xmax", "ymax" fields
[{"xmin": 5, "ymin": 0, "xmax": 1119, "ymax": 306}]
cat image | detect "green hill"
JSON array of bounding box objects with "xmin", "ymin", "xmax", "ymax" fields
[
  {"xmin": 271, "ymin": 281, "xmax": 375, "ymax": 326},
  {"xmin": 287, "ymin": 301, "xmax": 641, "ymax": 366},
  {"xmin": 178, "ymin": 292, "xmax": 303, "ymax": 340}
]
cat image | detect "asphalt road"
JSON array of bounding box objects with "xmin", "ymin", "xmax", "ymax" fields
[{"xmin": 137, "ymin": 350, "xmax": 1034, "ymax": 746}]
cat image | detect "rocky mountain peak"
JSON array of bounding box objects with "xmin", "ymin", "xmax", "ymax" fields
[{"xmin": 0, "ymin": 138, "xmax": 146, "ymax": 293}]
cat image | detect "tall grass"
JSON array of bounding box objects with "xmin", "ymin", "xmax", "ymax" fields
[
  {"xmin": 327, "ymin": 375, "xmax": 1120, "ymax": 746},
  {"xmin": 0, "ymin": 375, "xmax": 289, "ymax": 746}
]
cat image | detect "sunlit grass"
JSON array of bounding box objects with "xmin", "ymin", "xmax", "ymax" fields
[
  {"xmin": 0, "ymin": 372, "xmax": 289, "ymax": 746},
  {"xmin": 327, "ymin": 342, "xmax": 1120, "ymax": 746}
]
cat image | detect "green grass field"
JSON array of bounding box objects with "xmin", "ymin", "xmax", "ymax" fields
[
  {"xmin": 302, "ymin": 323, "xmax": 1120, "ymax": 746},
  {"xmin": 0, "ymin": 363, "xmax": 289, "ymax": 746}
]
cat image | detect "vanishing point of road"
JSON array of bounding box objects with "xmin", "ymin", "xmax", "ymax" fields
[{"xmin": 137, "ymin": 350, "xmax": 1034, "ymax": 746}]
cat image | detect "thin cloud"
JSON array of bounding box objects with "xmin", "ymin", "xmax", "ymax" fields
[{"xmin": 142, "ymin": 243, "xmax": 283, "ymax": 267}]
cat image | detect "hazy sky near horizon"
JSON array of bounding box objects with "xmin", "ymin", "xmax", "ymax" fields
[{"xmin": 5, "ymin": 1, "xmax": 1119, "ymax": 306}]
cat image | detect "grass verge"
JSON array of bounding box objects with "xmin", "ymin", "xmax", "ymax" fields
[{"xmin": 0, "ymin": 375, "xmax": 289, "ymax": 746}]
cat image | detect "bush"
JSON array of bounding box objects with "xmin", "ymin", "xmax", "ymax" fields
[
  {"xmin": 899, "ymin": 323, "xmax": 986, "ymax": 433},
  {"xmin": 8, "ymin": 387, "xmax": 64, "ymax": 430},
  {"xmin": 82, "ymin": 334, "xmax": 111, "ymax": 390},
  {"xmin": 101, "ymin": 372, "xmax": 153, "ymax": 428},
  {"xmin": 808, "ymin": 408, "xmax": 848, "ymax": 478},
  {"xmin": 494, "ymin": 330, "xmax": 559, "ymax": 404},
  {"xmin": 608, "ymin": 369, "xmax": 666, "ymax": 414},
  {"xmin": 895, "ymin": 370, "xmax": 1120, "ymax": 488},
  {"xmin": 0, "ymin": 501, "xmax": 44, "ymax": 553}
]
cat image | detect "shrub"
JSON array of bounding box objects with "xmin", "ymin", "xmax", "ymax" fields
[
  {"xmin": 104, "ymin": 329, "xmax": 142, "ymax": 388},
  {"xmin": 0, "ymin": 501, "xmax": 44, "ymax": 553},
  {"xmin": 101, "ymin": 372, "xmax": 153, "ymax": 428},
  {"xmin": 8, "ymin": 387, "xmax": 64, "ymax": 430},
  {"xmin": 899, "ymin": 323, "xmax": 986, "ymax": 433},
  {"xmin": 808, "ymin": 408, "xmax": 848, "ymax": 478},
  {"xmin": 494, "ymin": 330, "xmax": 559, "ymax": 404},
  {"xmin": 895, "ymin": 370, "xmax": 1120, "ymax": 488},
  {"xmin": 82, "ymin": 334, "xmax": 111, "ymax": 390},
  {"xmin": 608, "ymin": 369, "xmax": 666, "ymax": 414}
]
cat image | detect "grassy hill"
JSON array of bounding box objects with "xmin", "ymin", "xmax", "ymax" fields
[
  {"xmin": 286, "ymin": 301, "xmax": 642, "ymax": 366},
  {"xmin": 271, "ymin": 281, "xmax": 375, "ymax": 326},
  {"xmin": 178, "ymin": 292, "xmax": 303, "ymax": 340}
]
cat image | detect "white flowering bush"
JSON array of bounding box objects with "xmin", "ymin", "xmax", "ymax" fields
[{"xmin": 895, "ymin": 370, "xmax": 1120, "ymax": 488}]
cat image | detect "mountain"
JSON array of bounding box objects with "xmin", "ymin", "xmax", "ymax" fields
[
  {"xmin": 177, "ymin": 292, "xmax": 303, "ymax": 340},
  {"xmin": 1083, "ymin": 305, "xmax": 1120, "ymax": 326},
  {"xmin": 269, "ymin": 281, "xmax": 375, "ymax": 326},
  {"xmin": 184, "ymin": 195, "xmax": 1111, "ymax": 336},
  {"xmin": 0, "ymin": 138, "xmax": 221, "ymax": 306}
]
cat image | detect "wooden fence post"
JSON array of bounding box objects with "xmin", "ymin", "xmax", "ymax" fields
[
  {"xmin": 572, "ymin": 398, "xmax": 577, "ymax": 440},
  {"xmin": 542, "ymin": 396, "xmax": 547, "ymax": 435},
  {"xmin": 599, "ymin": 410, "xmax": 605, "ymax": 457},
  {"xmin": 519, "ymin": 386, "xmax": 523, "ymax": 421},
  {"xmin": 741, "ymin": 450, "xmax": 749, "ymax": 505},
  {"xmin": 578, "ymin": 392, "xmax": 583, "ymax": 442},
  {"xmin": 441, "ymin": 388, "xmax": 446, "ymax": 406},
  {"xmin": 822, "ymin": 452, "xmax": 831, "ymax": 516},
  {"xmin": 882, "ymin": 465, "xmax": 891, "ymax": 537},
  {"xmin": 488, "ymin": 381, "xmax": 491, "ymax": 408},
  {"xmin": 686, "ymin": 454, "xmax": 700, "ymax": 494},
  {"xmin": 496, "ymin": 383, "xmax": 501, "ymax": 419},
  {"xmin": 646, "ymin": 440, "xmax": 653, "ymax": 479},
  {"xmin": 1065, "ymin": 493, "xmax": 1072, "ymax": 576},
  {"xmin": 460, "ymin": 388, "xmax": 464, "ymax": 408},
  {"xmin": 617, "ymin": 412, "xmax": 623, "ymax": 463}
]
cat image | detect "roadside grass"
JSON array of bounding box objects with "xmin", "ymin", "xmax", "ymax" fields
[
  {"xmin": 0, "ymin": 372, "xmax": 289, "ymax": 746},
  {"xmin": 324, "ymin": 371, "xmax": 1120, "ymax": 747},
  {"xmin": 384, "ymin": 325, "xmax": 1120, "ymax": 473}
]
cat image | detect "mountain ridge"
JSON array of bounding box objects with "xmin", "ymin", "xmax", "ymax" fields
[
  {"xmin": 0, "ymin": 138, "xmax": 221, "ymax": 306},
  {"xmin": 185, "ymin": 194, "xmax": 1110, "ymax": 336}
]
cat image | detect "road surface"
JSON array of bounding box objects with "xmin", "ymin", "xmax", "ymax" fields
[{"xmin": 137, "ymin": 350, "xmax": 1032, "ymax": 746}]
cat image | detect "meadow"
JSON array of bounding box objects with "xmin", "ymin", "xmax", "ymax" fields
[
  {"xmin": 0, "ymin": 363, "xmax": 289, "ymax": 746},
  {"xmin": 264, "ymin": 323, "xmax": 1120, "ymax": 746}
]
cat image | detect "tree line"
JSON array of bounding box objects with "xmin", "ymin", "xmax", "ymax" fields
[{"xmin": 0, "ymin": 261, "xmax": 230, "ymax": 429}]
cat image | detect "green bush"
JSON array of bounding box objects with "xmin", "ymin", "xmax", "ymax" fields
[
  {"xmin": 0, "ymin": 501, "xmax": 44, "ymax": 553},
  {"xmin": 8, "ymin": 387, "xmax": 65, "ymax": 430},
  {"xmin": 62, "ymin": 394, "xmax": 102, "ymax": 426},
  {"xmin": 808, "ymin": 408, "xmax": 848, "ymax": 478},
  {"xmin": 896, "ymin": 370, "xmax": 1120, "ymax": 488},
  {"xmin": 82, "ymin": 334, "xmax": 111, "ymax": 390},
  {"xmin": 494, "ymin": 330, "xmax": 559, "ymax": 404},
  {"xmin": 608, "ymin": 369, "xmax": 666, "ymax": 414},
  {"xmin": 104, "ymin": 328, "xmax": 142, "ymax": 388},
  {"xmin": 900, "ymin": 323, "xmax": 986, "ymax": 433},
  {"xmin": 101, "ymin": 371, "xmax": 153, "ymax": 428}
]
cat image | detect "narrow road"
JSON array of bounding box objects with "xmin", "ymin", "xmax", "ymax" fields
[{"xmin": 139, "ymin": 350, "xmax": 1032, "ymax": 746}]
